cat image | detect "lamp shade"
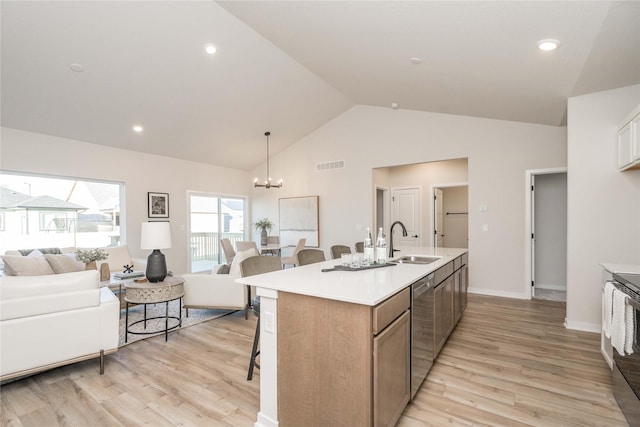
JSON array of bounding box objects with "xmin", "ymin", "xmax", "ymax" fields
[{"xmin": 141, "ymin": 222, "xmax": 172, "ymax": 250}]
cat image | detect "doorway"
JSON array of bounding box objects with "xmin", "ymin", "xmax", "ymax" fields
[
  {"xmin": 431, "ymin": 184, "xmax": 469, "ymax": 248},
  {"xmin": 391, "ymin": 187, "xmax": 421, "ymax": 248},
  {"xmin": 525, "ymin": 169, "xmax": 567, "ymax": 301}
]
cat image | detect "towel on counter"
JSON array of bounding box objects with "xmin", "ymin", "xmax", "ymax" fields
[{"xmin": 603, "ymin": 281, "xmax": 616, "ymax": 338}]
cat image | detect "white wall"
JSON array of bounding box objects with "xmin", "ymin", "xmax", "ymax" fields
[
  {"xmin": 566, "ymin": 85, "xmax": 640, "ymax": 332},
  {"xmin": 250, "ymin": 105, "xmax": 567, "ymax": 298},
  {"xmin": 441, "ymin": 186, "xmax": 469, "ymax": 248},
  {"xmin": 0, "ymin": 127, "xmax": 252, "ymax": 274}
]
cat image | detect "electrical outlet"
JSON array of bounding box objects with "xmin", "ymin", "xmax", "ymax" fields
[
  {"xmin": 264, "ymin": 312, "xmax": 274, "ymax": 333},
  {"xmin": 482, "ymin": 224, "xmax": 489, "ymax": 232}
]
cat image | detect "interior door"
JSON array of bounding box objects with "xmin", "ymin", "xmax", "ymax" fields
[
  {"xmin": 434, "ymin": 188, "xmax": 444, "ymax": 247},
  {"xmin": 530, "ymin": 175, "xmax": 536, "ymax": 298},
  {"xmin": 391, "ymin": 187, "xmax": 420, "ymax": 247}
]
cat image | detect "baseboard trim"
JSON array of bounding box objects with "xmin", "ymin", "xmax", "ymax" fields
[
  {"xmin": 564, "ymin": 319, "xmax": 600, "ymax": 333},
  {"xmin": 468, "ymin": 287, "xmax": 528, "ymax": 300},
  {"xmin": 535, "ymin": 283, "xmax": 567, "ymax": 291}
]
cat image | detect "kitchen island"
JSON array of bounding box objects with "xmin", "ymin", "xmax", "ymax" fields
[{"xmin": 236, "ymin": 246, "xmax": 468, "ymax": 427}]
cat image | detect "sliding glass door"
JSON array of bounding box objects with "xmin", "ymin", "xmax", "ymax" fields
[{"xmin": 188, "ymin": 193, "xmax": 246, "ymax": 273}]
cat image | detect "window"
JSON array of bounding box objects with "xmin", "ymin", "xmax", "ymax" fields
[
  {"xmin": 0, "ymin": 171, "xmax": 124, "ymax": 253},
  {"xmin": 188, "ymin": 192, "xmax": 246, "ymax": 273}
]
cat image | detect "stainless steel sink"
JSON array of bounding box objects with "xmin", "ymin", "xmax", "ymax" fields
[{"xmin": 394, "ymin": 255, "xmax": 441, "ymax": 265}]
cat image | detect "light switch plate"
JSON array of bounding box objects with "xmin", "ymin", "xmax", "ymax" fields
[{"xmin": 482, "ymin": 224, "xmax": 489, "ymax": 232}]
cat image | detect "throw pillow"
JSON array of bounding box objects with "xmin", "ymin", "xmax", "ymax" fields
[
  {"xmin": 27, "ymin": 249, "xmax": 45, "ymax": 258},
  {"xmin": 18, "ymin": 248, "xmax": 61, "ymax": 256},
  {"xmin": 1, "ymin": 255, "xmax": 55, "ymax": 276},
  {"xmin": 216, "ymin": 264, "xmax": 231, "ymax": 274},
  {"xmin": 230, "ymin": 248, "xmax": 259, "ymax": 276},
  {"xmin": 45, "ymin": 254, "xmax": 85, "ymax": 274}
]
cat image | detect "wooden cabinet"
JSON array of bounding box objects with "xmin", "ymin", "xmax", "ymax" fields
[
  {"xmin": 277, "ymin": 288, "xmax": 410, "ymax": 427},
  {"xmin": 373, "ymin": 310, "xmax": 410, "ymax": 427},
  {"xmin": 434, "ymin": 254, "xmax": 468, "ymax": 358},
  {"xmin": 617, "ymin": 105, "xmax": 640, "ymax": 171}
]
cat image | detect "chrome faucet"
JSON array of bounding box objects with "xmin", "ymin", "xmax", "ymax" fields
[{"xmin": 389, "ymin": 221, "xmax": 408, "ymax": 257}]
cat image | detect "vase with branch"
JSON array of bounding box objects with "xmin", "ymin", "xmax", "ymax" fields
[
  {"xmin": 76, "ymin": 248, "xmax": 109, "ymax": 272},
  {"xmin": 254, "ymin": 218, "xmax": 275, "ymax": 246}
]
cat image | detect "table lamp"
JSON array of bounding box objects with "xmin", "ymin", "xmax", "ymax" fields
[{"xmin": 141, "ymin": 221, "xmax": 172, "ymax": 282}]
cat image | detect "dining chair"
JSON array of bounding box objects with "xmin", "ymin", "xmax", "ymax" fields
[
  {"xmin": 330, "ymin": 245, "xmax": 351, "ymax": 260},
  {"xmin": 221, "ymin": 238, "xmax": 236, "ymax": 264},
  {"xmin": 240, "ymin": 255, "xmax": 282, "ymax": 381},
  {"xmin": 354, "ymin": 241, "xmax": 364, "ymax": 253},
  {"xmin": 236, "ymin": 241, "xmax": 259, "ymax": 252},
  {"xmin": 297, "ymin": 248, "xmax": 326, "ymax": 266},
  {"xmin": 263, "ymin": 236, "xmax": 280, "ymax": 256},
  {"xmin": 281, "ymin": 238, "xmax": 306, "ymax": 268}
]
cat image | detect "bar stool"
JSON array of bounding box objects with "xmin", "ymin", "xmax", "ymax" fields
[{"xmin": 239, "ymin": 255, "xmax": 282, "ymax": 381}]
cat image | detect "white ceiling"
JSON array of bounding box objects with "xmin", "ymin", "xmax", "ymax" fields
[{"xmin": 2, "ymin": 1, "xmax": 639, "ymax": 171}]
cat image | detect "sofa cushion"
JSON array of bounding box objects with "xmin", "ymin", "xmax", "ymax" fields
[
  {"xmin": 230, "ymin": 248, "xmax": 259, "ymax": 276},
  {"xmin": 1, "ymin": 255, "xmax": 55, "ymax": 276},
  {"xmin": 0, "ymin": 270, "xmax": 100, "ymax": 321},
  {"xmin": 45, "ymin": 253, "xmax": 86, "ymax": 274}
]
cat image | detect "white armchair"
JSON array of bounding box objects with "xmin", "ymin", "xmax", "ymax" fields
[
  {"xmin": 181, "ymin": 271, "xmax": 250, "ymax": 319},
  {"xmin": 181, "ymin": 247, "xmax": 260, "ymax": 319}
]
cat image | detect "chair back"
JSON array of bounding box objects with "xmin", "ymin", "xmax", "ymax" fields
[
  {"xmin": 330, "ymin": 245, "xmax": 351, "ymax": 259},
  {"xmin": 236, "ymin": 241, "xmax": 259, "ymax": 252},
  {"xmin": 292, "ymin": 238, "xmax": 306, "ymax": 255},
  {"xmin": 297, "ymin": 248, "xmax": 326, "ymax": 266},
  {"xmin": 354, "ymin": 241, "xmax": 364, "ymax": 253},
  {"xmin": 239, "ymin": 255, "xmax": 282, "ymax": 278},
  {"xmin": 221, "ymin": 238, "xmax": 236, "ymax": 263},
  {"xmin": 266, "ymin": 236, "xmax": 279, "ymax": 244}
]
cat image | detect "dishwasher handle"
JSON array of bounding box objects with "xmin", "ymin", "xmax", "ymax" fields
[{"xmin": 413, "ymin": 275, "xmax": 434, "ymax": 297}]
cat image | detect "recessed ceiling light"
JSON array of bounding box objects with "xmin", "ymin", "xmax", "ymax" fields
[
  {"xmin": 537, "ymin": 39, "xmax": 559, "ymax": 51},
  {"xmin": 409, "ymin": 57, "xmax": 422, "ymax": 65},
  {"xmin": 204, "ymin": 44, "xmax": 217, "ymax": 55},
  {"xmin": 133, "ymin": 125, "xmax": 144, "ymax": 133},
  {"xmin": 69, "ymin": 63, "xmax": 84, "ymax": 72}
]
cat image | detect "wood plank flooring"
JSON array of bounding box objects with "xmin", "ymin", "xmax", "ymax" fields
[{"xmin": 1, "ymin": 295, "xmax": 628, "ymax": 426}]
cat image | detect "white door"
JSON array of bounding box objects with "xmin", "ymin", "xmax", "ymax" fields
[
  {"xmin": 391, "ymin": 188, "xmax": 420, "ymax": 248},
  {"xmin": 434, "ymin": 188, "xmax": 444, "ymax": 247},
  {"xmin": 530, "ymin": 176, "xmax": 536, "ymax": 298}
]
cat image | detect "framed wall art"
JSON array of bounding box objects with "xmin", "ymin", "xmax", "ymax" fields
[
  {"xmin": 279, "ymin": 195, "xmax": 319, "ymax": 247},
  {"xmin": 148, "ymin": 192, "xmax": 169, "ymax": 218}
]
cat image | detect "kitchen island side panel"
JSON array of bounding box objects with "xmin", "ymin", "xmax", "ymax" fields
[{"xmin": 277, "ymin": 291, "xmax": 373, "ymax": 426}]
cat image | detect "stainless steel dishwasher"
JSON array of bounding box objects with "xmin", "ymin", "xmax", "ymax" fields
[{"xmin": 411, "ymin": 272, "xmax": 435, "ymax": 399}]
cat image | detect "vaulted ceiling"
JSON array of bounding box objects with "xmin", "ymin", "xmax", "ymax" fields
[{"xmin": 2, "ymin": 1, "xmax": 639, "ymax": 170}]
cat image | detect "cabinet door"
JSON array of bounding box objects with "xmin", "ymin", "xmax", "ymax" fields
[
  {"xmin": 461, "ymin": 265, "xmax": 468, "ymax": 312},
  {"xmin": 443, "ymin": 276, "xmax": 455, "ymax": 336},
  {"xmin": 618, "ymin": 122, "xmax": 634, "ymax": 169},
  {"xmin": 453, "ymin": 269, "xmax": 461, "ymax": 323},
  {"xmin": 373, "ymin": 310, "xmax": 410, "ymax": 427},
  {"xmin": 633, "ymin": 114, "xmax": 640, "ymax": 162},
  {"xmin": 434, "ymin": 283, "xmax": 444, "ymax": 356}
]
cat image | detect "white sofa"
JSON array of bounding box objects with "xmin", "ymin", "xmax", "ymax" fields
[{"xmin": 0, "ymin": 270, "xmax": 119, "ymax": 382}]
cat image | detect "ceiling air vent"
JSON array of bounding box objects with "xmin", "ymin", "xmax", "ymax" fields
[{"xmin": 315, "ymin": 160, "xmax": 345, "ymax": 172}]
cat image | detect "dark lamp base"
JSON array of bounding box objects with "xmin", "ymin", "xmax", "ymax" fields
[{"xmin": 146, "ymin": 250, "xmax": 167, "ymax": 283}]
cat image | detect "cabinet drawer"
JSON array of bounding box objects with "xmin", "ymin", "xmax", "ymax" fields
[
  {"xmin": 454, "ymin": 256, "xmax": 462, "ymax": 271},
  {"xmin": 461, "ymin": 252, "xmax": 468, "ymax": 265},
  {"xmin": 373, "ymin": 287, "xmax": 410, "ymax": 335},
  {"xmin": 435, "ymin": 261, "xmax": 454, "ymax": 284}
]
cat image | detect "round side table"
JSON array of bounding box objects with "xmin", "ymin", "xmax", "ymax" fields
[{"xmin": 124, "ymin": 276, "xmax": 185, "ymax": 343}]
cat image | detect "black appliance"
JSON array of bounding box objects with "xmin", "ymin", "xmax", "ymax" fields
[{"xmin": 611, "ymin": 272, "xmax": 640, "ymax": 426}]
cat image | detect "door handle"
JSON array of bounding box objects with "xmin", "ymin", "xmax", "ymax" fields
[{"xmin": 412, "ymin": 235, "xmax": 418, "ymax": 238}]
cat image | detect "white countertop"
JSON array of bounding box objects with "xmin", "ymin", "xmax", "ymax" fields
[
  {"xmin": 236, "ymin": 246, "xmax": 468, "ymax": 306},
  {"xmin": 600, "ymin": 262, "xmax": 640, "ymax": 275}
]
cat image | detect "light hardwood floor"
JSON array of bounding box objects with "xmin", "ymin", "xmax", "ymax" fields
[{"xmin": 1, "ymin": 295, "xmax": 628, "ymax": 426}]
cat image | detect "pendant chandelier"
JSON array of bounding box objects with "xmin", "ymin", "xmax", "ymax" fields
[{"xmin": 254, "ymin": 131, "xmax": 283, "ymax": 189}]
